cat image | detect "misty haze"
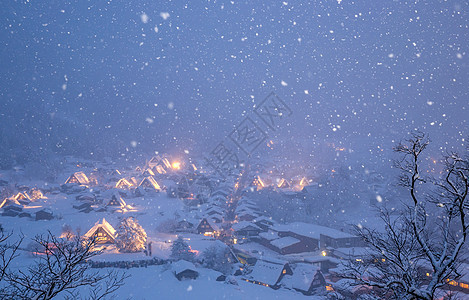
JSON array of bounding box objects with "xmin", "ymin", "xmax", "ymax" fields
[{"xmin": 0, "ymin": 1, "xmax": 467, "ymax": 299}]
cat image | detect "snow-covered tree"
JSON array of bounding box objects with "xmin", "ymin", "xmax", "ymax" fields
[
  {"xmin": 342, "ymin": 132, "xmax": 469, "ymax": 300},
  {"xmin": 116, "ymin": 217, "xmax": 147, "ymax": 253},
  {"xmin": 170, "ymin": 236, "xmax": 195, "ymax": 261},
  {"xmin": 201, "ymin": 244, "xmax": 233, "ymax": 274},
  {"xmin": 2, "ymin": 231, "xmax": 126, "ymax": 299}
]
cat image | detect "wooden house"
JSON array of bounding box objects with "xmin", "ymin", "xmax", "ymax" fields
[
  {"xmin": 243, "ymin": 258, "xmax": 293, "ymax": 289},
  {"xmin": 138, "ymin": 176, "xmax": 161, "ymax": 191},
  {"xmin": 142, "ymin": 168, "xmax": 155, "ymax": 177},
  {"xmin": 232, "ymin": 221, "xmax": 262, "ymax": 239},
  {"xmin": 196, "ymin": 218, "xmax": 220, "ymax": 237},
  {"xmin": 14, "ymin": 192, "xmax": 32, "ymax": 205},
  {"xmin": 84, "ymin": 218, "xmax": 116, "ymax": 244},
  {"xmin": 29, "ymin": 188, "xmax": 45, "ymax": 200},
  {"xmin": 35, "ymin": 209, "xmax": 53, "ymax": 221},
  {"xmin": 277, "ymin": 178, "xmax": 291, "ymax": 189},
  {"xmin": 252, "ymin": 175, "xmax": 266, "ymax": 190},
  {"xmin": 115, "ymin": 178, "xmax": 133, "ymax": 189},
  {"xmin": 286, "ymin": 263, "xmax": 326, "ymax": 295},
  {"xmin": 65, "ymin": 172, "xmax": 90, "ymax": 185},
  {"xmin": 108, "ymin": 169, "xmax": 122, "ymax": 181},
  {"xmin": 107, "ymin": 193, "xmax": 127, "ymax": 209},
  {"xmin": 0, "ymin": 198, "xmax": 22, "ymax": 209},
  {"xmin": 253, "ymin": 216, "xmax": 275, "ymax": 231},
  {"xmin": 153, "ymin": 164, "xmax": 167, "ymax": 175}
]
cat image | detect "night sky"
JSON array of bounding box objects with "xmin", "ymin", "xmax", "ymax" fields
[{"xmin": 1, "ymin": 0, "xmax": 467, "ymax": 165}]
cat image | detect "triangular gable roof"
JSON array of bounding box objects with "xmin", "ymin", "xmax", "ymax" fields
[
  {"xmin": 0, "ymin": 198, "xmax": 22, "ymax": 209},
  {"xmin": 107, "ymin": 194, "xmax": 127, "ymax": 207},
  {"xmin": 197, "ymin": 218, "xmax": 220, "ymax": 232},
  {"xmin": 299, "ymin": 177, "xmax": 310, "ymax": 187},
  {"xmin": 277, "ymin": 178, "xmax": 291, "ymax": 189},
  {"xmin": 252, "ymin": 175, "xmax": 265, "ymax": 188},
  {"xmin": 115, "ymin": 178, "xmax": 133, "ymax": 189},
  {"xmin": 14, "ymin": 192, "xmax": 31, "ymax": 202},
  {"xmin": 65, "ymin": 172, "xmax": 90, "ymax": 185},
  {"xmin": 290, "ymin": 263, "xmax": 324, "ymax": 292},
  {"xmin": 84, "ymin": 218, "xmax": 116, "ymax": 242},
  {"xmin": 110, "ymin": 169, "xmax": 122, "ymax": 176},
  {"xmin": 142, "ymin": 168, "xmax": 155, "ymax": 176},
  {"xmin": 149, "ymin": 155, "xmax": 162, "ymax": 164},
  {"xmin": 139, "ymin": 176, "xmax": 161, "ymax": 190}
]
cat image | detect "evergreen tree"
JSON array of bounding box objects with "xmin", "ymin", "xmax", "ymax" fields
[
  {"xmin": 115, "ymin": 217, "xmax": 147, "ymax": 253},
  {"xmin": 201, "ymin": 244, "xmax": 233, "ymax": 274},
  {"xmin": 170, "ymin": 236, "xmax": 194, "ymax": 261}
]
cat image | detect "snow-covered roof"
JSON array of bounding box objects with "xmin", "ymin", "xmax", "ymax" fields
[
  {"xmin": 206, "ymin": 206, "xmax": 224, "ymax": 214},
  {"xmin": 333, "ymin": 247, "xmax": 370, "ymax": 258},
  {"xmin": 247, "ymin": 259, "xmax": 288, "ymax": 286},
  {"xmin": 290, "ymin": 263, "xmax": 321, "ymax": 292},
  {"xmin": 107, "ymin": 193, "xmax": 127, "ymax": 207},
  {"xmin": 14, "ymin": 192, "xmax": 31, "ymax": 202},
  {"xmin": 253, "ymin": 216, "xmax": 275, "ymax": 224},
  {"xmin": 172, "ymin": 260, "xmax": 197, "ymax": 275},
  {"xmin": 0, "ymin": 198, "xmax": 22, "ymax": 209},
  {"xmin": 139, "ymin": 176, "xmax": 161, "ymax": 190},
  {"xmin": 66, "ymin": 172, "xmax": 90, "ymax": 185},
  {"xmin": 270, "ymin": 237, "xmax": 301, "ymax": 249},
  {"xmin": 115, "ymin": 178, "xmax": 133, "ymax": 188},
  {"xmin": 231, "ymin": 221, "xmax": 261, "ymax": 232},
  {"xmin": 84, "ymin": 218, "xmax": 116, "ymax": 239},
  {"xmin": 198, "ymin": 218, "xmax": 220, "ymax": 232},
  {"xmin": 259, "ymin": 231, "xmax": 279, "ymax": 241},
  {"xmin": 272, "ymin": 222, "xmax": 354, "ymax": 239}
]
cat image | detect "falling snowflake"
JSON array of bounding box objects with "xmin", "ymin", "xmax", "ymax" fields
[{"xmin": 140, "ymin": 13, "xmax": 149, "ymax": 24}]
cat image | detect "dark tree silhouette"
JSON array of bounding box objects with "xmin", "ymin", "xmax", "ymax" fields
[
  {"xmin": 342, "ymin": 132, "xmax": 469, "ymax": 300},
  {"xmin": 1, "ymin": 231, "xmax": 127, "ymax": 300}
]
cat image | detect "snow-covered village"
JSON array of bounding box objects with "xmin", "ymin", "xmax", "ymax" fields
[{"xmin": 1, "ymin": 1, "xmax": 468, "ymax": 300}]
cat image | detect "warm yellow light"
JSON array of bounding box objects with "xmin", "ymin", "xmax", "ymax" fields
[
  {"xmin": 321, "ymin": 251, "xmax": 327, "ymax": 256},
  {"xmin": 172, "ymin": 161, "xmax": 181, "ymax": 169}
]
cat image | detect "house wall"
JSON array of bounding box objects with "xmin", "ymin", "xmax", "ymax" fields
[
  {"xmin": 320, "ymin": 234, "xmax": 364, "ymax": 248},
  {"xmin": 277, "ymin": 231, "xmax": 319, "ymax": 252}
]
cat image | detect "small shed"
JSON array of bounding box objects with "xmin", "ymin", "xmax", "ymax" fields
[
  {"xmin": 36, "ymin": 209, "xmax": 54, "ymax": 221},
  {"xmin": 173, "ymin": 260, "xmax": 199, "ymax": 281}
]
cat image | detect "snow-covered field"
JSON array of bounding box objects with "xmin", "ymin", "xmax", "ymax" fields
[{"xmin": 91, "ymin": 265, "xmax": 318, "ymax": 300}]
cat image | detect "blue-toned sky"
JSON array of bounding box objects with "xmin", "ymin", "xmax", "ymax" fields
[{"xmin": 1, "ymin": 0, "xmax": 467, "ymax": 165}]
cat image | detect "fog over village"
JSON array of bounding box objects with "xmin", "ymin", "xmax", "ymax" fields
[{"xmin": 0, "ymin": 1, "xmax": 467, "ymax": 299}]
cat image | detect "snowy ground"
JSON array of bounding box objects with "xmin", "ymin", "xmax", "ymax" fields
[{"xmin": 85, "ymin": 265, "xmax": 320, "ymax": 300}]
